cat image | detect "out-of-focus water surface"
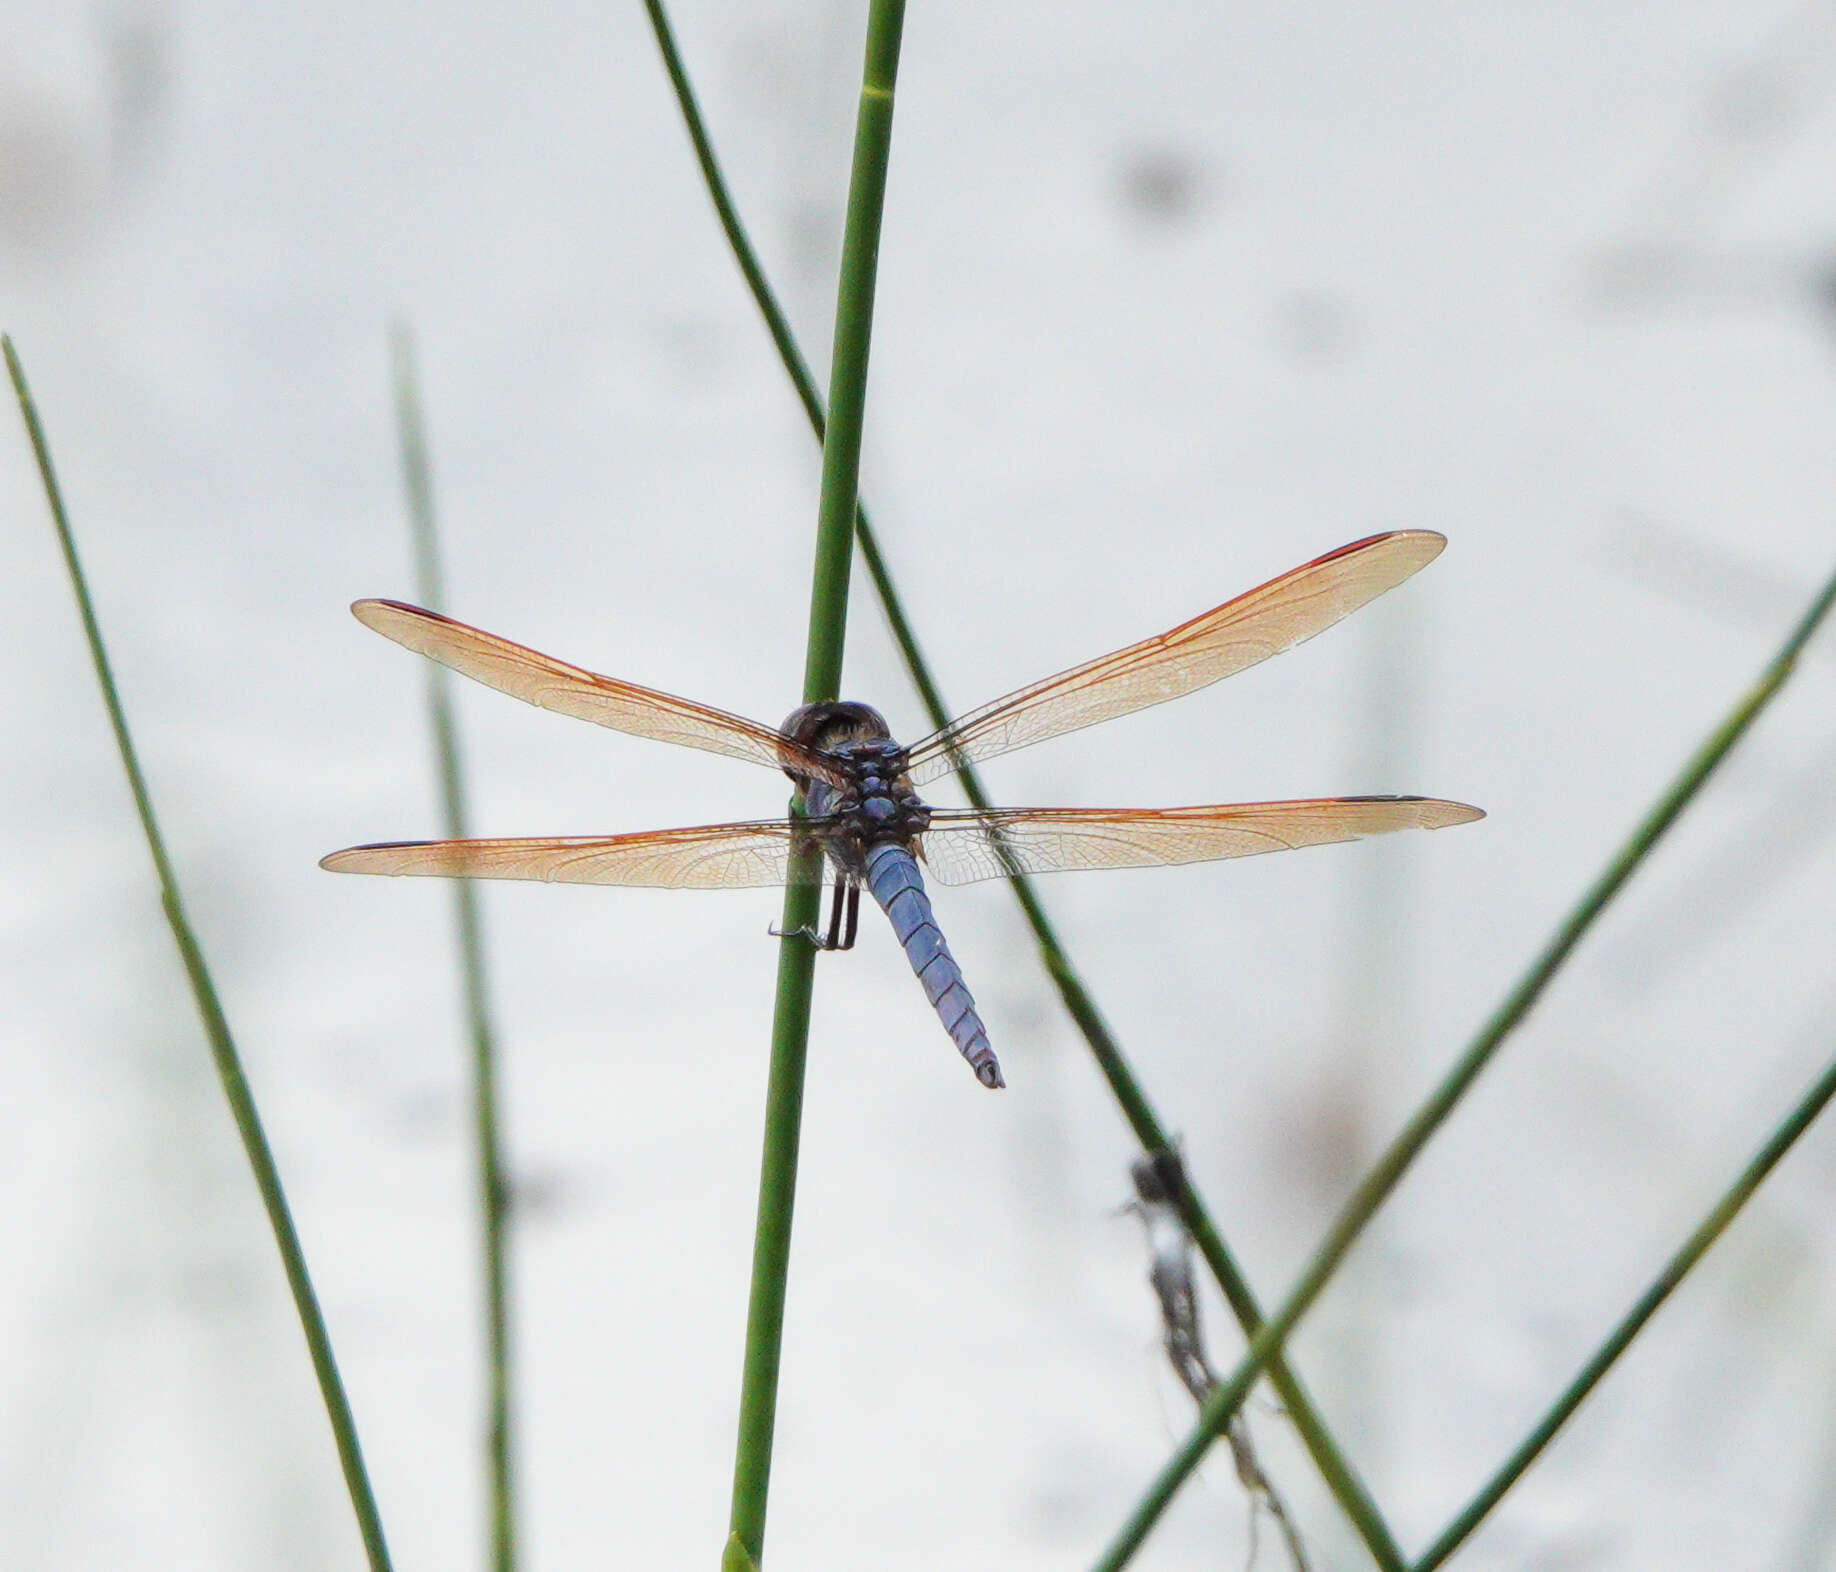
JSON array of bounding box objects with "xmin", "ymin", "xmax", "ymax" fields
[{"xmin": 4, "ymin": 2, "xmax": 1835, "ymax": 1567}]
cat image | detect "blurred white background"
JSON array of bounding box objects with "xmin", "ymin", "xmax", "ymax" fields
[{"xmin": 3, "ymin": 2, "xmax": 1835, "ymax": 1568}]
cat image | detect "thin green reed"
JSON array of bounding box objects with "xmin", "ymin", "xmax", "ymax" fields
[
  {"xmin": 1413, "ymin": 1043, "xmax": 1836, "ymax": 1570},
  {"xmin": 1090, "ymin": 552, "xmax": 1836, "ymax": 1571},
  {"xmin": 637, "ymin": 5, "xmax": 1403, "ymax": 1564},
  {"xmin": 726, "ymin": 6, "xmax": 906, "ymax": 1570},
  {"xmin": 4, "ymin": 335, "xmax": 395, "ymax": 1572},
  {"xmin": 390, "ymin": 324, "xmax": 518, "ymax": 1572}
]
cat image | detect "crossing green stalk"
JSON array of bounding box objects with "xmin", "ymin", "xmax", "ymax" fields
[
  {"xmin": 637, "ymin": 4, "xmax": 1401, "ymax": 1562},
  {"xmin": 1089, "ymin": 551, "xmax": 1836, "ymax": 1571},
  {"xmin": 390, "ymin": 324, "xmax": 517, "ymax": 1572},
  {"xmin": 1413, "ymin": 1046, "xmax": 1836, "ymax": 1570},
  {"xmin": 727, "ymin": 6, "xmax": 906, "ymax": 1566},
  {"xmin": 6, "ymin": 334, "xmax": 395, "ymax": 1572}
]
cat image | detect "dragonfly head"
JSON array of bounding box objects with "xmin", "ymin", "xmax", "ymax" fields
[{"xmin": 779, "ymin": 700, "xmax": 898, "ymax": 778}]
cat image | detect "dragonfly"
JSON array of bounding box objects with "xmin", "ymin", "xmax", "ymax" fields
[{"xmin": 323, "ymin": 529, "xmax": 1482, "ymax": 1090}]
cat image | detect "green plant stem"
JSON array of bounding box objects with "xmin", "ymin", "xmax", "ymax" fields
[
  {"xmin": 390, "ymin": 323, "xmax": 516, "ymax": 1572},
  {"xmin": 1090, "ymin": 554, "xmax": 1836, "ymax": 1571},
  {"xmin": 1413, "ymin": 1046, "xmax": 1836, "ymax": 1570},
  {"xmin": 5, "ymin": 335, "xmax": 395, "ymax": 1572},
  {"xmin": 637, "ymin": 5, "xmax": 1401, "ymax": 1562},
  {"xmin": 727, "ymin": 6, "xmax": 905, "ymax": 1565}
]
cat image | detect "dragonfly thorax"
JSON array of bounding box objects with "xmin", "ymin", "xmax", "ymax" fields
[{"xmin": 779, "ymin": 701, "xmax": 932, "ymax": 855}]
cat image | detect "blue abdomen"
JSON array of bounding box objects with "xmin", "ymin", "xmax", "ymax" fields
[{"xmin": 863, "ymin": 843, "xmax": 1003, "ymax": 1089}]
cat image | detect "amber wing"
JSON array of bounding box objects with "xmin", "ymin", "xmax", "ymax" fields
[
  {"xmin": 914, "ymin": 797, "xmax": 1483, "ymax": 886},
  {"xmin": 903, "ymin": 531, "xmax": 1446, "ymax": 785},
  {"xmin": 351, "ymin": 600, "xmax": 846, "ymax": 784},
  {"xmin": 320, "ymin": 819, "xmax": 836, "ymax": 888}
]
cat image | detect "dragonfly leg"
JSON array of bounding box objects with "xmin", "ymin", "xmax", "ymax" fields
[
  {"xmin": 768, "ymin": 919, "xmax": 824, "ymax": 946},
  {"xmin": 821, "ymin": 875, "xmax": 848, "ymax": 951},
  {"xmin": 818, "ymin": 875, "xmax": 861, "ymax": 952},
  {"xmin": 771, "ymin": 874, "xmax": 857, "ymax": 951}
]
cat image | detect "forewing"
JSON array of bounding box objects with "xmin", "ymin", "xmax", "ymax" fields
[
  {"xmin": 905, "ymin": 532, "xmax": 1446, "ymax": 784},
  {"xmin": 916, "ymin": 797, "xmax": 1484, "ymax": 886},
  {"xmin": 321, "ymin": 819, "xmax": 833, "ymax": 889},
  {"xmin": 352, "ymin": 600, "xmax": 845, "ymax": 784}
]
